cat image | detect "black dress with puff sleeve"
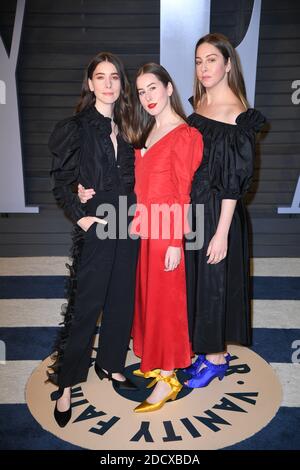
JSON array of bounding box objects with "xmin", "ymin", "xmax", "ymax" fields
[{"xmin": 185, "ymin": 109, "xmax": 266, "ymax": 354}]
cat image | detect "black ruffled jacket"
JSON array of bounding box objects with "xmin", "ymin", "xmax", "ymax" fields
[{"xmin": 49, "ymin": 105, "xmax": 135, "ymax": 223}]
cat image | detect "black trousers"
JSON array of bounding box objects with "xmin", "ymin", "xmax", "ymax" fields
[{"xmin": 58, "ymin": 192, "xmax": 139, "ymax": 388}]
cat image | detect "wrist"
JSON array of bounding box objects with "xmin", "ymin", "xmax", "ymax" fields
[
  {"xmin": 77, "ymin": 216, "xmax": 90, "ymax": 226},
  {"xmin": 169, "ymin": 244, "xmax": 181, "ymax": 249},
  {"xmin": 215, "ymin": 229, "xmax": 228, "ymax": 239}
]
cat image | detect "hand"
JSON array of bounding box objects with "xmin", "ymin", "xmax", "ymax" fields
[
  {"xmin": 206, "ymin": 233, "xmax": 228, "ymax": 264},
  {"xmin": 164, "ymin": 246, "xmax": 181, "ymax": 271},
  {"xmin": 77, "ymin": 216, "xmax": 107, "ymax": 232},
  {"xmin": 78, "ymin": 184, "xmax": 96, "ymax": 203}
]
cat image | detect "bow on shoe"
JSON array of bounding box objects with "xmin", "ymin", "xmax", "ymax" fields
[
  {"xmin": 147, "ymin": 372, "xmax": 181, "ymax": 392},
  {"xmin": 133, "ymin": 368, "xmax": 160, "ymax": 379},
  {"xmin": 133, "ymin": 372, "xmax": 183, "ymax": 413}
]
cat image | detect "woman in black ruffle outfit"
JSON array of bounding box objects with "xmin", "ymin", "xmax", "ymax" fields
[
  {"xmin": 48, "ymin": 52, "xmax": 139, "ymax": 426},
  {"xmin": 184, "ymin": 34, "xmax": 266, "ymax": 388}
]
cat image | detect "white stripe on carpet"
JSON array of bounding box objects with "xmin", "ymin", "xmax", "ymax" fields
[
  {"xmin": 0, "ymin": 257, "xmax": 300, "ymax": 277},
  {"xmin": 1, "ymin": 299, "xmax": 299, "ymax": 329},
  {"xmin": 0, "ymin": 361, "xmax": 40, "ymax": 404},
  {"xmin": 250, "ymin": 258, "xmax": 300, "ymax": 277},
  {"xmin": 0, "ymin": 257, "xmax": 69, "ymax": 276},
  {"xmin": 0, "ymin": 299, "xmax": 64, "ymax": 327},
  {"xmin": 270, "ymin": 363, "xmax": 300, "ymax": 407},
  {"xmin": 252, "ymin": 300, "xmax": 300, "ymax": 329}
]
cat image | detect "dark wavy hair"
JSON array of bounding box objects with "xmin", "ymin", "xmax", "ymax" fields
[
  {"xmin": 132, "ymin": 63, "xmax": 186, "ymax": 148},
  {"xmin": 193, "ymin": 33, "xmax": 249, "ymax": 110},
  {"xmin": 75, "ymin": 52, "xmax": 133, "ymax": 141}
]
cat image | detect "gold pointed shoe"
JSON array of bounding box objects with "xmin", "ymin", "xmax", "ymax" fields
[
  {"xmin": 133, "ymin": 368, "xmax": 160, "ymax": 379},
  {"xmin": 134, "ymin": 373, "xmax": 182, "ymax": 413}
]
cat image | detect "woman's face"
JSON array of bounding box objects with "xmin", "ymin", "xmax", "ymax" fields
[
  {"xmin": 195, "ymin": 42, "xmax": 231, "ymax": 89},
  {"xmin": 136, "ymin": 73, "xmax": 172, "ymax": 116},
  {"xmin": 88, "ymin": 60, "xmax": 121, "ymax": 105}
]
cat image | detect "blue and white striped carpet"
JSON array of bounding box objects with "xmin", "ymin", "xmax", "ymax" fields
[{"xmin": 0, "ymin": 257, "xmax": 299, "ymax": 450}]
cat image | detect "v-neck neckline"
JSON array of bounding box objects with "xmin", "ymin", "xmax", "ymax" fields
[
  {"xmin": 140, "ymin": 122, "xmax": 186, "ymax": 158},
  {"xmin": 110, "ymin": 133, "xmax": 119, "ymax": 161}
]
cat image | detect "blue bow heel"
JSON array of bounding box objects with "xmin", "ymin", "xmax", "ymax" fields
[
  {"xmin": 185, "ymin": 354, "xmax": 232, "ymax": 388},
  {"xmin": 182, "ymin": 354, "xmax": 205, "ymax": 376}
]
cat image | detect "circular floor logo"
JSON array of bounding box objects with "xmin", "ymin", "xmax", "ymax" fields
[{"xmin": 26, "ymin": 343, "xmax": 282, "ymax": 450}]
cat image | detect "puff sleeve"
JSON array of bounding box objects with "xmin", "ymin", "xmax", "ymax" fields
[
  {"xmin": 170, "ymin": 126, "xmax": 203, "ymax": 246},
  {"xmin": 49, "ymin": 117, "xmax": 87, "ymax": 223},
  {"xmin": 211, "ymin": 109, "xmax": 266, "ymax": 200}
]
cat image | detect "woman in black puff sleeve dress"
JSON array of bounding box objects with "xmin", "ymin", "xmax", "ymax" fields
[
  {"xmin": 48, "ymin": 53, "xmax": 139, "ymax": 427},
  {"xmin": 184, "ymin": 34, "xmax": 265, "ymax": 388}
]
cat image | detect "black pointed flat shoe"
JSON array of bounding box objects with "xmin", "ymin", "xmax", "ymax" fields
[
  {"xmin": 52, "ymin": 387, "xmax": 72, "ymax": 427},
  {"xmin": 54, "ymin": 402, "xmax": 72, "ymax": 427},
  {"xmin": 95, "ymin": 363, "xmax": 139, "ymax": 391}
]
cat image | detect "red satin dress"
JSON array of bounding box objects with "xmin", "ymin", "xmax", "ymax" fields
[{"xmin": 131, "ymin": 123, "xmax": 203, "ymax": 372}]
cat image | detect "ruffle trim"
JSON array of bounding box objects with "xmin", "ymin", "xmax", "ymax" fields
[
  {"xmin": 118, "ymin": 138, "xmax": 135, "ymax": 189},
  {"xmin": 82, "ymin": 106, "xmax": 115, "ymax": 191},
  {"xmin": 82, "ymin": 105, "xmax": 113, "ymax": 136},
  {"xmin": 79, "ymin": 106, "xmax": 135, "ymax": 191},
  {"xmin": 187, "ymin": 99, "xmax": 266, "ymax": 134},
  {"xmin": 46, "ymin": 225, "xmax": 85, "ymax": 387},
  {"xmin": 236, "ymin": 108, "xmax": 266, "ymax": 132}
]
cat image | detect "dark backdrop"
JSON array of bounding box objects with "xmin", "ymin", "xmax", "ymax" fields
[{"xmin": 0, "ymin": 0, "xmax": 299, "ymax": 256}]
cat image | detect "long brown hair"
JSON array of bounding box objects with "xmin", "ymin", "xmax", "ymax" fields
[
  {"xmin": 132, "ymin": 63, "xmax": 186, "ymax": 149},
  {"xmin": 76, "ymin": 52, "xmax": 133, "ymax": 141},
  {"xmin": 193, "ymin": 33, "xmax": 249, "ymax": 110}
]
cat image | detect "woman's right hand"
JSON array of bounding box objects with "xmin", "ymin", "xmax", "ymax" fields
[
  {"xmin": 78, "ymin": 183, "xmax": 96, "ymax": 203},
  {"xmin": 77, "ymin": 216, "xmax": 107, "ymax": 232},
  {"xmin": 164, "ymin": 246, "xmax": 181, "ymax": 271}
]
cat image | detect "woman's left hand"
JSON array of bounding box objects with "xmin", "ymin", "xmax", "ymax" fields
[
  {"xmin": 164, "ymin": 246, "xmax": 181, "ymax": 271},
  {"xmin": 78, "ymin": 183, "xmax": 96, "ymax": 203},
  {"xmin": 206, "ymin": 233, "xmax": 228, "ymax": 264}
]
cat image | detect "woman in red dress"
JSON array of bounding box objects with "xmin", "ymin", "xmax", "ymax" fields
[
  {"xmin": 130, "ymin": 63, "xmax": 203, "ymax": 412},
  {"xmin": 78, "ymin": 63, "xmax": 203, "ymax": 412}
]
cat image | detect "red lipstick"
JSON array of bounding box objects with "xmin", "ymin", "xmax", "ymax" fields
[{"xmin": 148, "ymin": 103, "xmax": 157, "ymax": 109}]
